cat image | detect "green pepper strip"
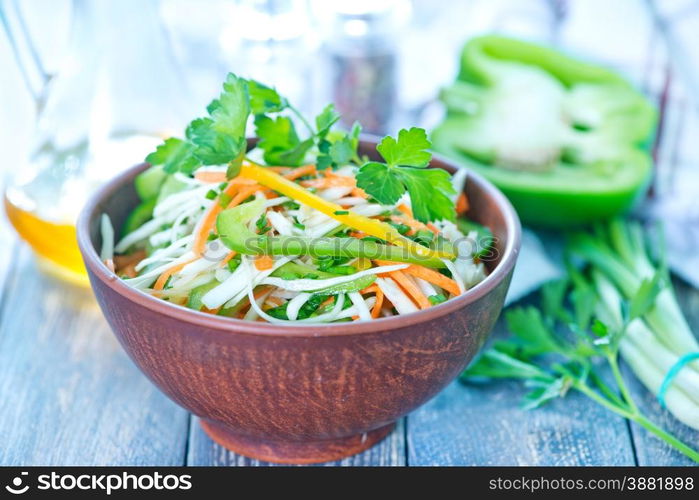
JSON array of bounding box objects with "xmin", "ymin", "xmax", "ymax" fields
[{"xmin": 217, "ymin": 206, "xmax": 446, "ymax": 269}]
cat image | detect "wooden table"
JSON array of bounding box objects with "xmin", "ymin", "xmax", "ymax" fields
[{"xmin": 0, "ymin": 216, "xmax": 696, "ymax": 465}]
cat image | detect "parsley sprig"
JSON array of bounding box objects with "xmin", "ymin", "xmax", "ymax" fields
[
  {"xmin": 462, "ymin": 274, "xmax": 699, "ymax": 462},
  {"xmin": 146, "ymin": 73, "xmax": 249, "ymax": 177},
  {"xmin": 356, "ymin": 128, "xmax": 456, "ymax": 223},
  {"xmin": 250, "ymin": 80, "xmax": 362, "ymax": 170},
  {"xmin": 145, "ymin": 73, "xmax": 457, "ymax": 223}
]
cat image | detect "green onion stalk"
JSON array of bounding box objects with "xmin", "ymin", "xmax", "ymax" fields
[{"xmin": 570, "ymin": 219, "xmax": 699, "ymax": 431}]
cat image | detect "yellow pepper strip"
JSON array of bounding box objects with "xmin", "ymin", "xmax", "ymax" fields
[{"xmin": 239, "ymin": 162, "xmax": 455, "ymax": 259}]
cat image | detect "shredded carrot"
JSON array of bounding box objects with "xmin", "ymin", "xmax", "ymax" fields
[
  {"xmin": 225, "ymin": 184, "xmax": 263, "ymax": 209},
  {"xmin": 114, "ymin": 250, "xmax": 146, "ymax": 271},
  {"xmin": 390, "ymin": 215, "xmax": 423, "ymax": 233},
  {"xmin": 397, "ymin": 204, "xmax": 413, "ymax": 217},
  {"xmin": 284, "ymin": 164, "xmax": 317, "ymax": 181},
  {"xmin": 239, "ymin": 286, "xmax": 275, "ymax": 315},
  {"xmin": 349, "ymin": 231, "xmax": 368, "ymax": 238},
  {"xmin": 371, "ymin": 288, "xmax": 384, "ymax": 318},
  {"xmin": 193, "ymin": 183, "xmax": 264, "ymax": 257},
  {"xmin": 391, "ymin": 270, "xmax": 431, "ymax": 309},
  {"xmin": 113, "ymin": 250, "xmax": 146, "ymax": 278},
  {"xmin": 194, "ymin": 171, "xmax": 264, "ymax": 186},
  {"xmin": 153, "ymin": 257, "xmax": 198, "ymax": 291},
  {"xmin": 104, "ymin": 259, "xmax": 115, "ymax": 273},
  {"xmin": 193, "ymin": 205, "xmax": 223, "ymax": 256},
  {"xmin": 196, "ymin": 164, "xmax": 320, "ymax": 184},
  {"xmin": 194, "ymin": 171, "xmax": 227, "ymax": 183},
  {"xmin": 201, "ymin": 306, "xmax": 222, "ymax": 315},
  {"xmin": 191, "ymin": 180, "xmax": 245, "ymax": 256},
  {"xmin": 403, "ymin": 265, "xmax": 460, "ymax": 296},
  {"xmin": 301, "ymin": 175, "xmax": 355, "ymax": 189},
  {"xmin": 268, "ymin": 166, "xmax": 292, "ymax": 174},
  {"xmin": 264, "ymin": 296, "xmax": 284, "ymax": 307},
  {"xmin": 230, "ymin": 177, "xmax": 258, "ymax": 186},
  {"xmin": 350, "ymin": 187, "xmax": 368, "ymax": 198},
  {"xmin": 254, "ymin": 285, "xmax": 273, "ymax": 299},
  {"xmin": 395, "ymin": 204, "xmax": 440, "ymax": 235},
  {"xmin": 391, "ymin": 213, "xmax": 440, "ymax": 236},
  {"xmin": 319, "ymin": 296, "xmax": 335, "ymax": 310},
  {"xmin": 456, "ymin": 192, "xmax": 469, "ymax": 214},
  {"xmin": 374, "ymin": 260, "xmax": 460, "ymax": 297},
  {"xmin": 255, "ymin": 255, "xmax": 274, "ymax": 271},
  {"xmin": 360, "ymin": 285, "xmax": 384, "ymax": 319}
]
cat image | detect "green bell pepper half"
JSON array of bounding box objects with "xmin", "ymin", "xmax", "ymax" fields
[{"xmin": 432, "ymin": 35, "xmax": 657, "ymax": 228}]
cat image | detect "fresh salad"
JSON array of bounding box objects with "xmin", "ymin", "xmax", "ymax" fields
[{"xmin": 101, "ymin": 74, "xmax": 491, "ymax": 324}]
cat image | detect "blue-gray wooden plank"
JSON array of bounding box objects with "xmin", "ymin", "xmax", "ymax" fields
[
  {"xmin": 187, "ymin": 416, "xmax": 406, "ymax": 466},
  {"xmin": 407, "ymin": 316, "xmax": 637, "ymax": 466},
  {"xmin": 407, "ymin": 379, "xmax": 636, "ymax": 466},
  {"xmin": 0, "ymin": 220, "xmax": 18, "ymax": 309},
  {"xmin": 0, "ymin": 248, "xmax": 190, "ymax": 465}
]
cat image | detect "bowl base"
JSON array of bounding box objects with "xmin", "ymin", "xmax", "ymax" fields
[{"xmin": 200, "ymin": 419, "xmax": 396, "ymax": 464}]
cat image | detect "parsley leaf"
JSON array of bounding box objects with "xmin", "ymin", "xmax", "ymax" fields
[
  {"xmin": 355, "ymin": 162, "xmax": 405, "ymax": 204},
  {"xmin": 317, "ymin": 133, "xmax": 356, "ymax": 170},
  {"xmin": 186, "ymin": 117, "xmax": 246, "ymax": 165},
  {"xmin": 315, "ymin": 104, "xmax": 341, "ymax": 137},
  {"xmin": 398, "ymin": 167, "xmax": 455, "ymax": 223},
  {"xmin": 248, "ymin": 80, "xmax": 288, "ymax": 114},
  {"xmin": 356, "ymin": 127, "xmax": 456, "ymax": 222},
  {"xmin": 255, "ymin": 115, "xmax": 313, "ymax": 166},
  {"xmin": 145, "ymin": 137, "xmax": 200, "ymax": 174},
  {"xmin": 377, "ymin": 127, "xmax": 432, "ymax": 168},
  {"xmin": 206, "ymin": 73, "xmax": 249, "ymax": 140},
  {"xmin": 329, "ymin": 138, "xmax": 354, "ymax": 165},
  {"xmin": 146, "ymin": 73, "xmax": 250, "ymax": 174}
]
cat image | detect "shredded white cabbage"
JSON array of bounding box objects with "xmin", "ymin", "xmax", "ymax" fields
[
  {"xmin": 376, "ymin": 277, "xmax": 418, "ymax": 315},
  {"xmin": 349, "ymin": 291, "xmax": 372, "ymax": 321},
  {"xmin": 260, "ymin": 263, "xmax": 408, "ymax": 292}
]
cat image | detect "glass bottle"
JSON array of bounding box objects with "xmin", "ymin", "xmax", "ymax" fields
[
  {"xmin": 318, "ymin": 0, "xmax": 410, "ymax": 134},
  {"xmin": 2, "ymin": 0, "xmax": 190, "ymax": 285}
]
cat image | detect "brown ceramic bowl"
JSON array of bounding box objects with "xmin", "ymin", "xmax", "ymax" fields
[{"xmin": 77, "ymin": 139, "xmax": 521, "ymax": 464}]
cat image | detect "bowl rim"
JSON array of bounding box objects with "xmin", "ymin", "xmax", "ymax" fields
[{"xmin": 77, "ymin": 145, "xmax": 521, "ymax": 338}]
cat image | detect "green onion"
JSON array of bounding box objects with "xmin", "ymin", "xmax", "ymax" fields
[
  {"xmin": 428, "ymin": 293, "xmax": 447, "ymax": 305},
  {"xmin": 218, "ymin": 193, "xmax": 232, "ymax": 207},
  {"xmin": 325, "ymin": 265, "xmax": 356, "ymax": 275},
  {"xmin": 389, "ymin": 222, "xmax": 411, "ymax": 235},
  {"xmin": 226, "ymin": 255, "xmax": 241, "ymax": 272},
  {"xmin": 569, "ymin": 219, "xmax": 699, "ymax": 431}
]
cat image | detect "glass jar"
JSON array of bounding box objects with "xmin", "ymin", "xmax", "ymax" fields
[{"xmin": 2, "ymin": 0, "xmax": 190, "ymax": 285}]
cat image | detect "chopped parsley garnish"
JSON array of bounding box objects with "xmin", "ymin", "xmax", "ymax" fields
[
  {"xmin": 218, "ymin": 193, "xmax": 232, "ymax": 207},
  {"xmin": 388, "ymin": 222, "xmax": 411, "ymax": 235},
  {"xmin": 428, "ymin": 294, "xmax": 447, "ymax": 305}
]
